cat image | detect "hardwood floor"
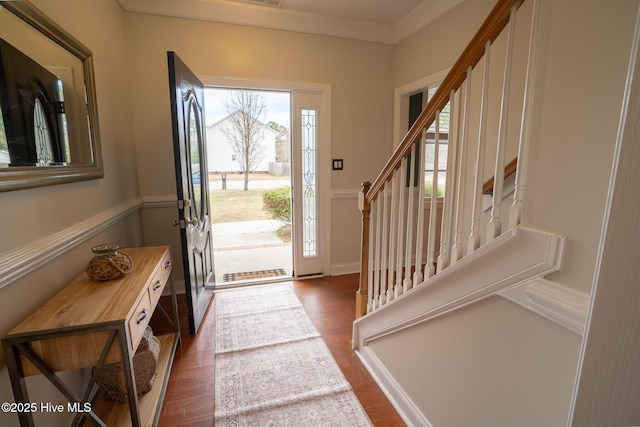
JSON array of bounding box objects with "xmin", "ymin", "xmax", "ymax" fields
[{"xmin": 152, "ymin": 274, "xmax": 406, "ymax": 426}]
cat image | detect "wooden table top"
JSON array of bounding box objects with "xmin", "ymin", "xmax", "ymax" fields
[{"xmin": 7, "ymin": 245, "xmax": 170, "ymax": 337}]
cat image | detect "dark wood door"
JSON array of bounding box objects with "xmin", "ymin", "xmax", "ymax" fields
[
  {"xmin": 167, "ymin": 52, "xmax": 215, "ymax": 335},
  {"xmin": 0, "ymin": 38, "xmax": 65, "ymax": 166}
]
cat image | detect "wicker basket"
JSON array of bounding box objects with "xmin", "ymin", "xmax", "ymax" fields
[
  {"xmin": 93, "ymin": 326, "xmax": 160, "ymax": 402},
  {"xmin": 86, "ymin": 243, "xmax": 133, "ymax": 281}
]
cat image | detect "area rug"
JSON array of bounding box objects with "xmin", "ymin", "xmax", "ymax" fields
[
  {"xmin": 214, "ymin": 283, "xmax": 373, "ymax": 426},
  {"xmin": 223, "ymin": 268, "xmax": 288, "ymax": 283}
]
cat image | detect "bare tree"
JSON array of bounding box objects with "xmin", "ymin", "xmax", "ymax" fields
[{"xmin": 222, "ymin": 91, "xmax": 267, "ymax": 190}]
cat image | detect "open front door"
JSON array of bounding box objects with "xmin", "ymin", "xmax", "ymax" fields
[{"xmin": 168, "ymin": 52, "xmax": 215, "ymax": 335}]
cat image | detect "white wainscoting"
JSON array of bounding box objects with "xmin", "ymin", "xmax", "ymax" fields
[{"xmin": 352, "ymin": 226, "xmax": 570, "ymax": 426}]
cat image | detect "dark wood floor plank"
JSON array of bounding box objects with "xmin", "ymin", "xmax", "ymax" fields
[{"xmin": 155, "ymin": 274, "xmax": 406, "ymax": 426}]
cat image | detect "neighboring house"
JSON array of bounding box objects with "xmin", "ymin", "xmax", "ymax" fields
[
  {"xmin": 0, "ymin": 149, "xmax": 9, "ymax": 165},
  {"xmin": 205, "ymin": 114, "xmax": 277, "ymax": 173}
]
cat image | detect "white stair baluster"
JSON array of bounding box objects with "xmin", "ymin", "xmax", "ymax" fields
[
  {"xmin": 380, "ymin": 184, "xmax": 390, "ymax": 306},
  {"xmin": 395, "ymin": 159, "xmax": 407, "ymax": 298},
  {"xmin": 438, "ymin": 90, "xmax": 457, "ymax": 272},
  {"xmin": 413, "ymin": 130, "xmax": 427, "ymax": 285},
  {"xmin": 468, "ymin": 41, "xmax": 491, "ymax": 254},
  {"xmin": 367, "ymin": 201, "xmax": 375, "ymax": 313},
  {"xmin": 452, "ymin": 67, "xmax": 472, "ymax": 263},
  {"xmin": 487, "ymin": 5, "xmax": 517, "ymax": 241},
  {"xmin": 373, "ymin": 196, "xmax": 382, "ymax": 309},
  {"xmin": 510, "ymin": 0, "xmax": 540, "ymax": 228},
  {"xmin": 427, "ymin": 112, "xmax": 441, "ymax": 277},
  {"xmin": 387, "ymin": 174, "xmax": 398, "ymax": 302},
  {"xmin": 404, "ymin": 144, "xmax": 417, "ymax": 292}
]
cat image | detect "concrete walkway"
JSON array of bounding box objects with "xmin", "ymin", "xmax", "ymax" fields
[{"xmin": 211, "ymin": 219, "xmax": 292, "ymax": 284}]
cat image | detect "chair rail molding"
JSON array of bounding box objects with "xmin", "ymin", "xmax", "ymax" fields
[{"xmin": 0, "ymin": 197, "xmax": 143, "ymax": 289}]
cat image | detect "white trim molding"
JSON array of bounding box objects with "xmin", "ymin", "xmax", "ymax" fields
[
  {"xmin": 357, "ymin": 346, "xmax": 434, "ymax": 427},
  {"xmin": 499, "ymin": 278, "xmax": 589, "ymax": 336},
  {"xmin": 352, "ymin": 226, "xmax": 565, "ymax": 427},
  {"xmin": 118, "ymin": 0, "xmax": 462, "ymax": 44},
  {"xmin": 0, "ymin": 198, "xmax": 143, "ymax": 289},
  {"xmin": 354, "ymin": 226, "xmax": 565, "ymax": 348}
]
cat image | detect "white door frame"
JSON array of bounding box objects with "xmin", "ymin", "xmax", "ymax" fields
[
  {"xmin": 393, "ymin": 68, "xmax": 450, "ymax": 148},
  {"xmin": 200, "ymin": 76, "xmax": 332, "ymax": 277}
]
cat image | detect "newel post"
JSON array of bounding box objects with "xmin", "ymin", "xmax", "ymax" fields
[{"xmin": 356, "ymin": 181, "xmax": 372, "ymax": 319}]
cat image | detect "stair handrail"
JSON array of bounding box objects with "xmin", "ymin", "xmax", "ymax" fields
[
  {"xmin": 357, "ymin": 0, "xmax": 528, "ymax": 318},
  {"xmin": 366, "ymin": 0, "xmax": 524, "ymax": 204},
  {"xmin": 483, "ymin": 157, "xmax": 518, "ymax": 194}
]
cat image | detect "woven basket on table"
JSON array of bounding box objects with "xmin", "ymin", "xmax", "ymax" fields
[
  {"xmin": 92, "ymin": 326, "xmax": 160, "ymax": 402},
  {"xmin": 86, "ymin": 243, "xmax": 133, "ymax": 281}
]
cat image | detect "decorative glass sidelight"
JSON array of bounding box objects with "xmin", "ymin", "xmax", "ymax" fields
[
  {"xmin": 301, "ymin": 109, "xmax": 317, "ymax": 257},
  {"xmin": 33, "ymin": 98, "xmax": 54, "ymax": 166}
]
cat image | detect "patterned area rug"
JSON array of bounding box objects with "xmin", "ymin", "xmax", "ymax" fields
[{"xmin": 214, "ymin": 284, "xmax": 373, "ymax": 426}]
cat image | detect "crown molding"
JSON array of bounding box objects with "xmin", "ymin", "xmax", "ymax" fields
[
  {"xmin": 393, "ymin": 0, "xmax": 463, "ymax": 43},
  {"xmin": 117, "ymin": 0, "xmax": 462, "ymax": 44}
]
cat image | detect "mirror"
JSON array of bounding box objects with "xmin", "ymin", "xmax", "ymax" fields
[{"xmin": 0, "ymin": 0, "xmax": 102, "ymax": 191}]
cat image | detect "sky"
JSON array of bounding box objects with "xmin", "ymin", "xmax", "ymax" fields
[{"xmin": 204, "ymin": 88, "xmax": 291, "ymax": 130}]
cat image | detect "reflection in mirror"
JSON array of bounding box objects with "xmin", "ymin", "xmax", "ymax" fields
[{"xmin": 0, "ymin": 0, "xmax": 102, "ymax": 191}]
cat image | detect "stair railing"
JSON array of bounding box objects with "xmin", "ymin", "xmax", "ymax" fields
[{"xmin": 356, "ymin": 0, "xmax": 540, "ymax": 318}]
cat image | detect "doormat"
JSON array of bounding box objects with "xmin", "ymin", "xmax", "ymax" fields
[{"xmin": 223, "ymin": 268, "xmax": 287, "ymax": 283}]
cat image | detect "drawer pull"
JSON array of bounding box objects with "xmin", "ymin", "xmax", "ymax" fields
[
  {"xmin": 153, "ymin": 280, "xmax": 162, "ymax": 291},
  {"xmin": 164, "ymin": 261, "xmax": 171, "ymax": 269},
  {"xmin": 136, "ymin": 309, "xmax": 148, "ymax": 324}
]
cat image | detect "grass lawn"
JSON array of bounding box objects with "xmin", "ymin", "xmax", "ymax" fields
[{"xmin": 210, "ymin": 189, "xmax": 271, "ymax": 223}]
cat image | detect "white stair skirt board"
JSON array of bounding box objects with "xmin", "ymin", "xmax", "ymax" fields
[{"xmin": 352, "ymin": 226, "xmax": 564, "ymax": 427}]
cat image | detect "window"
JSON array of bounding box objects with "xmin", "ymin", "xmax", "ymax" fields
[
  {"xmin": 301, "ymin": 108, "xmax": 317, "ymax": 257},
  {"xmin": 424, "ymin": 85, "xmax": 449, "ymax": 198}
]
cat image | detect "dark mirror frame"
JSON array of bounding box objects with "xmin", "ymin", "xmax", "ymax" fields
[{"xmin": 0, "ymin": 0, "xmax": 103, "ymax": 192}]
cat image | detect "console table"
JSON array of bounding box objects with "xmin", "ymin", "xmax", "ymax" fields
[{"xmin": 2, "ymin": 245, "xmax": 181, "ymax": 427}]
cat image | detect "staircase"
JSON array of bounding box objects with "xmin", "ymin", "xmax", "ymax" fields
[
  {"xmin": 355, "ymin": 0, "xmax": 551, "ymax": 319},
  {"xmin": 352, "ymin": 0, "xmax": 571, "ymax": 425}
]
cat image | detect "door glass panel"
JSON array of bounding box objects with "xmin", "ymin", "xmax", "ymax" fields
[
  {"xmin": 33, "ymin": 98, "xmax": 53, "ymax": 165},
  {"xmin": 301, "ymin": 109, "xmax": 317, "ymax": 257},
  {"xmin": 188, "ymin": 101, "xmax": 203, "ymax": 220}
]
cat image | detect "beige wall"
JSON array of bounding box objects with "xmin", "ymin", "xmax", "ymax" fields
[
  {"xmin": 0, "ymin": 1, "xmax": 142, "ymax": 426},
  {"xmin": 524, "ymin": 0, "xmax": 638, "ymax": 293},
  {"xmin": 124, "ymin": 13, "xmax": 395, "ymax": 271},
  {"xmin": 394, "ymin": 0, "xmax": 496, "ymax": 88},
  {"xmin": 370, "ymin": 297, "xmax": 582, "ymax": 426}
]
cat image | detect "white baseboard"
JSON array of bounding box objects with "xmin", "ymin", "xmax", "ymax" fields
[
  {"xmin": 354, "ymin": 346, "xmax": 433, "ymax": 427},
  {"xmin": 331, "ymin": 262, "xmax": 359, "ymax": 276}
]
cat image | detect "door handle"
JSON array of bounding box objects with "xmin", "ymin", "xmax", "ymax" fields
[{"xmin": 185, "ymin": 218, "xmax": 199, "ymax": 227}]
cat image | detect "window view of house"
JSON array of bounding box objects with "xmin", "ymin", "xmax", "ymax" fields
[
  {"xmin": 424, "ymin": 85, "xmax": 450, "ymax": 197},
  {"xmin": 203, "ymin": 87, "xmax": 293, "ymax": 284}
]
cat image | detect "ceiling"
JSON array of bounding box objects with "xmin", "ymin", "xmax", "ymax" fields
[{"xmin": 117, "ymin": 0, "xmax": 464, "ymax": 44}]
